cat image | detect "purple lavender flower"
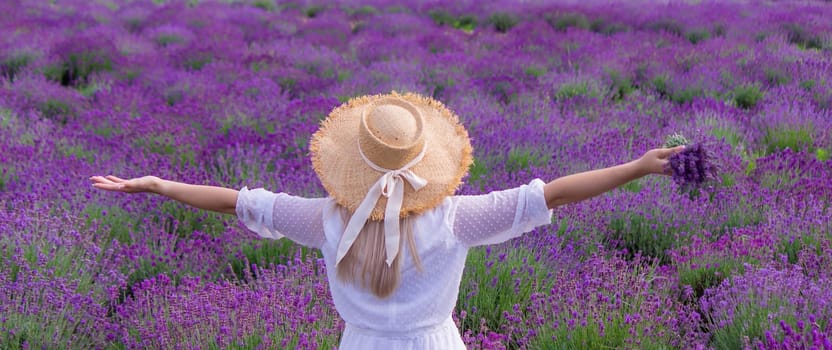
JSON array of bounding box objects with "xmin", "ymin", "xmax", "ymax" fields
[{"xmin": 665, "ymin": 142, "xmax": 718, "ymax": 194}]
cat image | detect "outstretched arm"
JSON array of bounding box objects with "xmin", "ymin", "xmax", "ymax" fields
[
  {"xmin": 89, "ymin": 175, "xmax": 238, "ymax": 214},
  {"xmin": 543, "ymin": 146, "xmax": 684, "ymax": 209}
]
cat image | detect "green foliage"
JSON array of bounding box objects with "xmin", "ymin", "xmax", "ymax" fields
[
  {"xmin": 135, "ymin": 134, "xmax": 177, "ymax": 155},
  {"xmin": 652, "ymin": 74, "xmax": 704, "ymax": 105},
  {"xmin": 799, "ymin": 79, "xmax": 815, "ymax": 91},
  {"xmin": 776, "ymin": 235, "xmax": 818, "ymax": 265},
  {"xmin": 762, "ymin": 127, "xmax": 814, "ymax": 154},
  {"xmin": 606, "ymin": 69, "xmax": 634, "ymax": 101},
  {"xmin": 733, "ymin": 84, "xmax": 764, "ymax": 109},
  {"xmin": 229, "ymin": 240, "xmax": 319, "ymax": 282},
  {"xmin": 278, "ymin": 76, "xmax": 297, "ymax": 94},
  {"xmin": 647, "ymin": 19, "xmax": 685, "ymax": 37},
  {"xmin": 184, "ymin": 54, "xmax": 212, "ymax": 71},
  {"xmin": 203, "ymin": 331, "xmax": 339, "ymax": 350},
  {"xmin": 37, "ymin": 99, "xmax": 75, "ymax": 124},
  {"xmin": 77, "ymin": 83, "xmax": 100, "ymax": 97},
  {"xmin": 711, "ymin": 127, "xmax": 742, "ymax": 148},
  {"xmin": 744, "ymin": 157, "xmax": 757, "ymax": 176},
  {"xmin": 428, "ymin": 10, "xmax": 478, "ymax": 32},
  {"xmin": 672, "ymin": 87, "xmax": 703, "ymax": 105},
  {"xmin": 124, "ymin": 13, "xmax": 144, "ymax": 32},
  {"xmin": 0, "ymin": 311, "xmax": 101, "ymax": 350},
  {"xmin": 707, "ymin": 296, "xmax": 794, "ymax": 350},
  {"xmin": 678, "ymin": 257, "xmax": 744, "ymax": 300},
  {"xmin": 529, "ymin": 315, "xmax": 668, "ymax": 350},
  {"xmin": 524, "ymin": 66, "xmax": 546, "ymax": 78},
  {"xmin": 764, "ymin": 68, "xmax": 789, "ymax": 86},
  {"xmin": 527, "ymin": 261, "xmax": 673, "ymax": 349},
  {"xmin": 457, "ymin": 248, "xmax": 552, "ymax": 337},
  {"xmin": 505, "ymin": 147, "xmax": 549, "ymax": 173},
  {"xmin": 758, "ymin": 164, "xmax": 805, "ymax": 191},
  {"xmin": 123, "ymin": 67, "xmax": 141, "ymax": 83},
  {"xmin": 428, "ymin": 9, "xmax": 455, "ymax": 26},
  {"xmin": 210, "ymin": 149, "xmax": 263, "ymax": 185},
  {"xmin": 686, "ymin": 29, "xmax": 711, "ymax": 44},
  {"xmin": 713, "ymin": 202, "xmax": 767, "ymax": 235},
  {"xmin": 812, "ymin": 89, "xmax": 832, "ymax": 110},
  {"xmin": 467, "ymin": 157, "xmax": 490, "ymax": 190},
  {"xmin": 44, "ymin": 51, "xmax": 113, "ymax": 87},
  {"xmin": 607, "ymin": 212, "xmax": 684, "ymax": 264},
  {"xmin": 158, "ymin": 201, "xmax": 227, "ymax": 238},
  {"xmin": 556, "ymin": 82, "xmax": 593, "ymax": 100},
  {"xmin": 817, "ymin": 148, "xmax": 830, "ymax": 162},
  {"xmin": 489, "ymin": 79, "xmax": 516, "ymax": 104},
  {"xmin": 713, "ymin": 23, "xmax": 727, "ymax": 37},
  {"xmin": 619, "ymin": 179, "xmax": 643, "ymax": 193},
  {"xmin": 337, "ymin": 70, "xmax": 351, "ymax": 82},
  {"xmin": 754, "ymin": 32, "xmax": 768, "ymax": 42},
  {"xmin": 0, "ymin": 218, "xmax": 111, "ymax": 348},
  {"xmin": 718, "ymin": 70, "xmax": 736, "ymax": 89},
  {"xmin": 651, "ymin": 75, "xmax": 670, "ymax": 97},
  {"xmin": 304, "ymin": 5, "xmax": 323, "ymax": 18},
  {"xmin": 155, "ymin": 34, "xmax": 184, "ymax": 47},
  {"xmin": 4, "ymin": 235, "xmax": 93, "ymax": 290},
  {"xmin": 546, "ymin": 13, "xmax": 589, "ymax": 32},
  {"xmin": 350, "ymin": 5, "xmax": 377, "ymax": 16},
  {"xmin": 282, "ymin": 134, "xmax": 309, "ymax": 158},
  {"xmin": 719, "ymin": 173, "xmax": 737, "ymax": 188},
  {"xmin": 58, "ymin": 142, "xmax": 96, "ymax": 164},
  {"xmin": 0, "ymin": 168, "xmax": 14, "ymax": 192},
  {"xmin": 0, "ymin": 107, "xmax": 13, "ymax": 129},
  {"xmin": 454, "ymin": 15, "xmax": 478, "ymax": 32},
  {"xmin": 487, "ymin": 12, "xmax": 519, "ymax": 33},
  {"xmin": 82, "ymin": 204, "xmax": 135, "ymax": 243},
  {"xmin": 530, "ymin": 316, "xmax": 627, "ymax": 349},
  {"xmin": 783, "ymin": 23, "xmax": 824, "ymax": 50},
  {"xmin": 252, "ymin": 0, "xmax": 275, "ymax": 11},
  {"xmin": 1, "ymin": 52, "xmax": 32, "ymax": 82},
  {"xmin": 589, "ymin": 19, "xmax": 628, "ymax": 36}
]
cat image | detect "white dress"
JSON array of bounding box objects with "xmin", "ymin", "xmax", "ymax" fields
[{"xmin": 236, "ymin": 179, "xmax": 553, "ymax": 349}]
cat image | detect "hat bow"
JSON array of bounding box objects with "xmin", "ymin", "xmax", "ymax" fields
[{"xmin": 335, "ymin": 142, "xmax": 428, "ymax": 266}]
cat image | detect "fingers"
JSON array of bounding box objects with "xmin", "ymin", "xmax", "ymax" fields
[
  {"xmin": 89, "ymin": 176, "xmax": 115, "ymax": 185},
  {"xmin": 660, "ymin": 159, "xmax": 673, "ymax": 175},
  {"xmin": 89, "ymin": 175, "xmax": 129, "ymax": 185},
  {"xmin": 657, "ymin": 145, "xmax": 685, "ymax": 159},
  {"xmin": 89, "ymin": 175, "xmax": 126, "ymax": 191},
  {"xmin": 105, "ymin": 175, "xmax": 127, "ymax": 183},
  {"xmin": 91, "ymin": 182, "xmax": 126, "ymax": 191}
]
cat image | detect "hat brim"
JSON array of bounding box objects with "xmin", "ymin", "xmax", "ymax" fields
[{"xmin": 310, "ymin": 92, "xmax": 473, "ymax": 221}]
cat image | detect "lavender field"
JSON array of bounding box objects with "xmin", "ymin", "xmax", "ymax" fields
[{"xmin": 1, "ymin": 0, "xmax": 831, "ymax": 349}]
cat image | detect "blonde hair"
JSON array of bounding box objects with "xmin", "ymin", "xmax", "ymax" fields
[{"xmin": 336, "ymin": 207, "xmax": 423, "ymax": 298}]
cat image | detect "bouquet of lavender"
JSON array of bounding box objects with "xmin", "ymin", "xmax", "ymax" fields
[{"xmin": 663, "ymin": 133, "xmax": 718, "ymax": 196}]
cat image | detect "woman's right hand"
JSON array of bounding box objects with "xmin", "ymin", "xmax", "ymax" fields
[
  {"xmin": 89, "ymin": 175, "xmax": 160, "ymax": 194},
  {"xmin": 637, "ymin": 146, "xmax": 685, "ymax": 176}
]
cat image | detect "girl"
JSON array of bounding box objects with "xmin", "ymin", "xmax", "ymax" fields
[{"xmin": 91, "ymin": 92, "xmax": 683, "ymax": 349}]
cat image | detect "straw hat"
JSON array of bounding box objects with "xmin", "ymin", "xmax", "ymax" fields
[{"xmin": 310, "ymin": 92, "xmax": 473, "ymax": 265}]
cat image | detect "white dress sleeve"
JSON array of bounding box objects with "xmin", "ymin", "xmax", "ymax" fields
[
  {"xmin": 235, "ymin": 187, "xmax": 327, "ymax": 249},
  {"xmin": 449, "ymin": 179, "xmax": 552, "ymax": 247}
]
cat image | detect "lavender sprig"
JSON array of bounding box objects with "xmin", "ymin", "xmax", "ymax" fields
[
  {"xmin": 664, "ymin": 133, "xmax": 690, "ymax": 148},
  {"xmin": 665, "ymin": 142, "xmax": 718, "ymax": 195}
]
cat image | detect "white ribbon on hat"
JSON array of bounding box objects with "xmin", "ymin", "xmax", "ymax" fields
[{"xmin": 335, "ymin": 142, "xmax": 428, "ymax": 267}]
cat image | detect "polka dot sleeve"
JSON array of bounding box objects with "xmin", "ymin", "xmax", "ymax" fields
[
  {"xmin": 236, "ymin": 187, "xmax": 326, "ymax": 249},
  {"xmin": 449, "ymin": 179, "xmax": 553, "ymax": 247}
]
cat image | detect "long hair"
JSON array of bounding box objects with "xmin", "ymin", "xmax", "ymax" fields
[{"xmin": 336, "ymin": 207, "xmax": 423, "ymax": 298}]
